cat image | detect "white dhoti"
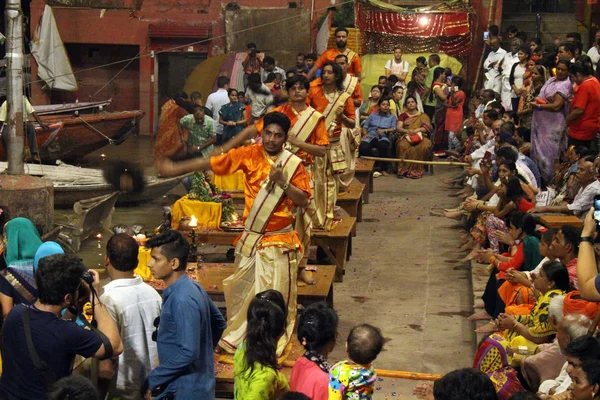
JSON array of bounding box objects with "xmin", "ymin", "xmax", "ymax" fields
[
  {"xmin": 337, "ymin": 126, "xmax": 360, "ymax": 188},
  {"xmin": 312, "ymin": 154, "xmax": 337, "ymax": 231},
  {"xmin": 218, "ymin": 243, "xmax": 299, "ymax": 356}
]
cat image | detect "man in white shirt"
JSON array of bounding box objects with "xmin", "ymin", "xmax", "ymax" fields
[
  {"xmin": 530, "ymin": 156, "xmax": 600, "ymax": 219},
  {"xmin": 99, "ymin": 234, "xmax": 162, "ymax": 400},
  {"xmin": 205, "ymin": 76, "xmax": 230, "ymax": 144},
  {"xmin": 538, "ymin": 335, "xmax": 600, "ymax": 396},
  {"xmin": 588, "ymin": 31, "xmax": 600, "ymax": 72},
  {"xmin": 260, "ymin": 56, "xmax": 286, "ymax": 83},
  {"xmin": 483, "ymin": 37, "xmax": 507, "ymax": 95},
  {"xmin": 499, "ymin": 39, "xmax": 521, "ymax": 111},
  {"xmin": 384, "ymin": 46, "xmax": 409, "ymax": 86}
]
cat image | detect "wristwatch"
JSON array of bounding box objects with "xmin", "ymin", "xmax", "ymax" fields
[
  {"xmin": 281, "ymin": 182, "xmax": 290, "ymax": 190},
  {"xmin": 581, "ymin": 236, "xmax": 594, "ymax": 243}
]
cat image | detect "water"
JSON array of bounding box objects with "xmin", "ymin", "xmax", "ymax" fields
[{"xmin": 62, "ymin": 135, "xmax": 189, "ymax": 269}]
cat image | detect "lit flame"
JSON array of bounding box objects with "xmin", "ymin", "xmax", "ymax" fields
[
  {"xmin": 96, "ymin": 233, "xmax": 103, "ymax": 239},
  {"xmin": 231, "ymin": 213, "xmax": 239, "ymax": 222},
  {"xmin": 189, "ymin": 215, "xmax": 198, "ymax": 227}
]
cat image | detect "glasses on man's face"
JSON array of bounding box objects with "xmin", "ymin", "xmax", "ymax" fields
[{"xmin": 152, "ymin": 316, "xmax": 160, "ymax": 342}]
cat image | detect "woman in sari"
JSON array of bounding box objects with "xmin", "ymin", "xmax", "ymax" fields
[
  {"xmin": 402, "ymin": 67, "xmax": 427, "ymax": 113},
  {"xmin": 530, "ymin": 59, "xmax": 573, "ymax": 184},
  {"xmin": 0, "ymin": 218, "xmax": 43, "ymax": 318},
  {"xmin": 471, "ymin": 212, "xmax": 543, "ymax": 330},
  {"xmin": 462, "ymin": 163, "xmax": 537, "ymax": 258},
  {"xmin": 154, "ymin": 91, "xmax": 189, "ymax": 159},
  {"xmin": 219, "ymin": 88, "xmax": 247, "ymax": 143},
  {"xmin": 359, "ymin": 86, "xmax": 382, "ymax": 125},
  {"xmin": 517, "ymin": 65, "xmax": 546, "ymax": 130},
  {"xmin": 473, "ymin": 260, "xmax": 570, "ymax": 400},
  {"xmin": 427, "ymin": 67, "xmax": 449, "ymax": 152},
  {"xmin": 396, "ymin": 96, "xmax": 433, "ymax": 179}
]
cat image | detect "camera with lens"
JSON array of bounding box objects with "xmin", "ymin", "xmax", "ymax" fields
[
  {"xmin": 250, "ymin": 48, "xmax": 257, "ymax": 57},
  {"xmin": 81, "ymin": 269, "xmax": 94, "ymax": 286}
]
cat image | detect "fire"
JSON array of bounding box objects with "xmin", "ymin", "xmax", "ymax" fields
[
  {"xmin": 231, "ymin": 213, "xmax": 239, "ymax": 222},
  {"xmin": 189, "ymin": 215, "xmax": 198, "ymax": 227}
]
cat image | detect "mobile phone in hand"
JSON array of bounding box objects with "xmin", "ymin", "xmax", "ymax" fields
[{"xmin": 594, "ymin": 195, "xmax": 600, "ymax": 230}]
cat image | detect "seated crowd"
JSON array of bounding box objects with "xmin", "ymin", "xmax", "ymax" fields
[{"xmin": 0, "ymin": 25, "xmax": 599, "ymax": 400}]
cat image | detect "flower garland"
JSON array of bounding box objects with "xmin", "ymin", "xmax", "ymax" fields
[{"xmin": 188, "ymin": 172, "xmax": 235, "ymax": 222}]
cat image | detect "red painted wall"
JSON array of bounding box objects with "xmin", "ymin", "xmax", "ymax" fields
[{"xmin": 30, "ymin": 0, "xmax": 332, "ymax": 135}]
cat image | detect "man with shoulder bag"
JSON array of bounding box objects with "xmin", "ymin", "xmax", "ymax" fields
[{"xmin": 0, "ymin": 254, "xmax": 123, "ymax": 400}]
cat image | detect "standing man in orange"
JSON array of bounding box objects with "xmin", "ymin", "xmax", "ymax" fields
[
  {"xmin": 307, "ymin": 27, "xmax": 362, "ymax": 81},
  {"xmin": 219, "ymin": 75, "xmax": 330, "ymax": 284},
  {"xmin": 155, "ymin": 112, "xmax": 311, "ymax": 357},
  {"xmin": 308, "ymin": 62, "xmax": 356, "ymax": 230}
]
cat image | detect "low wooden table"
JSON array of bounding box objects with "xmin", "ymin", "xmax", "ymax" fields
[
  {"xmin": 355, "ymin": 158, "xmax": 375, "ymax": 204},
  {"xmin": 186, "ymin": 263, "xmax": 335, "ymax": 307},
  {"xmin": 180, "ymin": 216, "xmax": 356, "ymax": 282},
  {"xmin": 539, "ymin": 215, "xmax": 583, "ymax": 229},
  {"xmin": 337, "ymin": 182, "xmax": 364, "ymax": 222}
]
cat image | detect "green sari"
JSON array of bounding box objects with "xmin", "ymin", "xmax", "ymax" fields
[{"xmin": 0, "ymin": 218, "xmax": 43, "ymax": 304}]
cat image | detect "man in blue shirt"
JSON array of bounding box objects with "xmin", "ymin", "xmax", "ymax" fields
[{"xmin": 144, "ymin": 231, "xmax": 226, "ymax": 400}]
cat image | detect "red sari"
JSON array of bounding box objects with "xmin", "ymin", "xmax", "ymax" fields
[{"xmin": 154, "ymin": 99, "xmax": 188, "ymax": 159}]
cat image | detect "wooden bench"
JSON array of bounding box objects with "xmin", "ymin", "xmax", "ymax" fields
[
  {"xmin": 337, "ymin": 182, "xmax": 364, "ymax": 222},
  {"xmin": 186, "ymin": 263, "xmax": 335, "ymax": 307},
  {"xmin": 231, "ymin": 184, "xmax": 364, "ymax": 222},
  {"xmin": 539, "ymin": 215, "xmax": 583, "ymax": 229},
  {"xmin": 180, "ymin": 216, "xmax": 356, "ymax": 282},
  {"xmin": 355, "ymin": 158, "xmax": 375, "ymax": 204}
]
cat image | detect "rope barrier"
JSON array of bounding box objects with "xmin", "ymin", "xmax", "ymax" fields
[{"xmin": 360, "ymin": 156, "xmax": 470, "ymax": 167}]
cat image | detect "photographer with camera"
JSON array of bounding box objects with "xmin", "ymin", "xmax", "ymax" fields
[
  {"xmin": 576, "ymin": 207, "xmax": 600, "ymax": 301},
  {"xmin": 242, "ymin": 42, "xmax": 261, "ymax": 89},
  {"xmin": 0, "ymin": 254, "xmax": 123, "ymax": 400}
]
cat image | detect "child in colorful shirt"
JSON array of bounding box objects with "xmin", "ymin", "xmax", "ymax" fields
[{"xmin": 328, "ymin": 324, "xmax": 384, "ymax": 400}]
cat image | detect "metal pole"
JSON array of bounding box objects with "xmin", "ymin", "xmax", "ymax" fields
[{"xmin": 5, "ymin": 0, "xmax": 24, "ymax": 175}]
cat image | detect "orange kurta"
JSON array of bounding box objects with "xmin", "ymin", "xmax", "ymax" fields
[
  {"xmin": 310, "ymin": 77, "xmax": 362, "ymax": 103},
  {"xmin": 210, "ymin": 144, "xmax": 311, "ymax": 248},
  {"xmin": 315, "ymin": 48, "xmax": 362, "ymax": 76},
  {"xmin": 254, "ymin": 104, "xmax": 330, "ymax": 165},
  {"xmin": 308, "ymin": 84, "xmax": 356, "ymax": 139}
]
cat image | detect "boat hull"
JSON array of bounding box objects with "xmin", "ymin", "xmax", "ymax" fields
[
  {"xmin": 0, "ymin": 110, "xmax": 144, "ymax": 163},
  {"xmin": 54, "ymin": 176, "xmax": 184, "ymax": 208}
]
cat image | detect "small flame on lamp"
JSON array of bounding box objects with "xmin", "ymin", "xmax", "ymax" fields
[
  {"xmin": 96, "ymin": 233, "xmax": 103, "ymax": 239},
  {"xmin": 189, "ymin": 215, "xmax": 198, "ymax": 227}
]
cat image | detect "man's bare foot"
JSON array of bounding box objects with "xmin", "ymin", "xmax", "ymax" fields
[
  {"xmin": 460, "ymin": 246, "xmax": 481, "ymax": 262},
  {"xmin": 467, "ymin": 311, "xmax": 492, "ymax": 320},
  {"xmin": 458, "ymin": 239, "xmax": 475, "ymax": 251},
  {"xmin": 474, "ymin": 302, "xmax": 485, "ymax": 309},
  {"xmin": 440, "ymin": 177, "xmax": 454, "ymax": 185},
  {"xmin": 475, "ymin": 320, "xmax": 499, "ymax": 334},
  {"xmin": 299, "ymin": 269, "xmax": 316, "ymax": 285}
]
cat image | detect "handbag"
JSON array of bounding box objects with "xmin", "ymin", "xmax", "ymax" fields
[{"xmin": 407, "ymin": 133, "xmax": 423, "ymax": 145}]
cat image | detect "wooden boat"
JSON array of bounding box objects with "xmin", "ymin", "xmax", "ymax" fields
[
  {"xmin": 0, "ymin": 162, "xmax": 190, "ymax": 208},
  {"xmin": 0, "ymin": 110, "xmax": 144, "ymax": 163},
  {"xmin": 34, "ymin": 99, "xmax": 112, "ymax": 116}
]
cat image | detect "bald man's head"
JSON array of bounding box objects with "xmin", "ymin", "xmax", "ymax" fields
[{"xmin": 490, "ymin": 37, "xmax": 501, "ymax": 51}]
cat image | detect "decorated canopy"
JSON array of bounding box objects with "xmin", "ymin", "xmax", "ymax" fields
[{"xmin": 355, "ymin": 0, "xmax": 474, "ymax": 57}]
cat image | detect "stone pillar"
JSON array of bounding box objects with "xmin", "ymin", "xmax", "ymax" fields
[{"xmin": 0, "ymin": 175, "xmax": 54, "ymax": 235}]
